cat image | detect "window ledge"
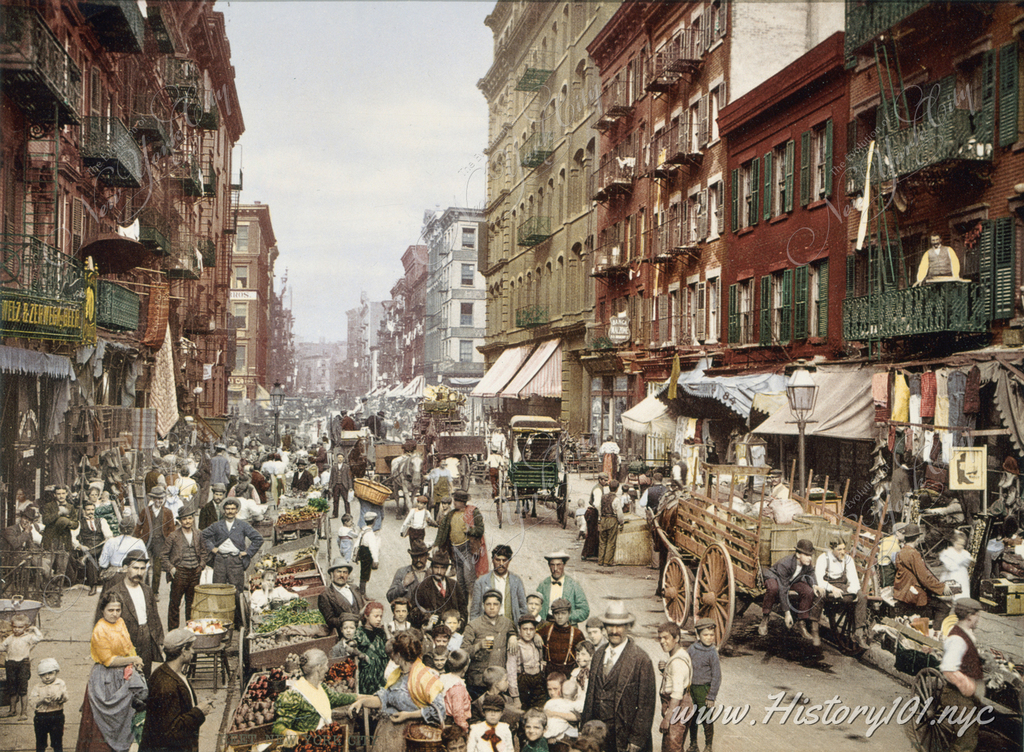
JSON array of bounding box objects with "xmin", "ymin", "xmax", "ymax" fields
[
  {"xmin": 1013, "ymin": 140, "xmax": 1024, "ymax": 154},
  {"xmin": 769, "ymin": 214, "xmax": 789, "ymax": 225},
  {"xmin": 737, "ymin": 226, "xmax": 754, "ymax": 236},
  {"xmin": 707, "ymin": 137, "xmax": 721, "ymax": 148},
  {"xmin": 806, "ymin": 198, "xmax": 830, "ymax": 211},
  {"xmin": 806, "ymin": 336, "xmax": 826, "ymax": 345}
]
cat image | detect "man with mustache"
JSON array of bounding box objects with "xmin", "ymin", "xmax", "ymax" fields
[{"xmin": 95, "ymin": 550, "xmax": 163, "ymax": 679}]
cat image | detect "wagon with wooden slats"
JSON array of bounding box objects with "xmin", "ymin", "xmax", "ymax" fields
[{"xmin": 506, "ymin": 416, "xmax": 568, "ymax": 528}]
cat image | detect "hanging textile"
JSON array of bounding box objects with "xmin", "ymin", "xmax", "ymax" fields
[
  {"xmin": 935, "ymin": 369, "xmax": 950, "ymax": 428},
  {"xmin": 872, "ymin": 372, "xmax": 890, "ymax": 422},
  {"xmin": 152, "ymin": 325, "xmax": 179, "ymax": 438},
  {"xmin": 892, "ymin": 373, "xmax": 910, "ymax": 422},
  {"xmin": 920, "ymin": 372, "xmax": 936, "ymax": 418},
  {"xmin": 0, "ymin": 345, "xmax": 74, "ymax": 380},
  {"xmin": 948, "ymin": 370, "xmax": 970, "ymax": 448},
  {"xmin": 143, "ymin": 281, "xmax": 170, "ymax": 348},
  {"xmin": 963, "ymin": 366, "xmax": 981, "ymax": 414}
]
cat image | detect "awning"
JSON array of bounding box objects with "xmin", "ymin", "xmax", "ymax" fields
[
  {"xmin": 78, "ymin": 222, "xmax": 156, "ymax": 275},
  {"xmin": 0, "ymin": 344, "xmax": 75, "ymax": 380},
  {"xmin": 400, "ymin": 374, "xmax": 425, "ymax": 398},
  {"xmin": 622, "ymin": 392, "xmax": 677, "ymax": 438},
  {"xmin": 472, "ymin": 345, "xmax": 532, "ymax": 397},
  {"xmin": 753, "ymin": 367, "xmax": 876, "ymax": 440},
  {"xmin": 500, "ymin": 339, "xmax": 562, "ymax": 399},
  {"xmin": 658, "ymin": 358, "xmax": 786, "ymax": 421}
]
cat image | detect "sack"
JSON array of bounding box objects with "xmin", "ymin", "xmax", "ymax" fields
[
  {"xmin": 199, "ymin": 566, "xmax": 214, "ymax": 586},
  {"xmin": 922, "ymin": 464, "xmax": 947, "ymax": 493}
]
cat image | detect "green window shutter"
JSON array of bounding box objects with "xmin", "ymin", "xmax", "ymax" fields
[
  {"xmin": 731, "ymin": 168, "xmax": 739, "ymax": 232},
  {"xmin": 999, "ymin": 43, "xmax": 1019, "ymax": 147},
  {"xmin": 994, "ymin": 216, "xmax": 1016, "ymax": 319},
  {"xmin": 784, "ymin": 140, "xmax": 795, "ymax": 213},
  {"xmin": 979, "ymin": 50, "xmax": 996, "ymax": 144},
  {"xmin": 794, "ymin": 265, "xmax": 808, "ymax": 340},
  {"xmin": 817, "ymin": 260, "xmax": 829, "ymax": 339},
  {"xmin": 750, "ymin": 158, "xmax": 760, "ymax": 226},
  {"xmin": 763, "ymin": 151, "xmax": 773, "ymax": 220},
  {"xmin": 780, "ymin": 268, "xmax": 793, "ymax": 344},
  {"xmin": 846, "ymin": 254, "xmax": 856, "ymax": 296},
  {"xmin": 799, "ymin": 131, "xmax": 811, "ymax": 207},
  {"xmin": 759, "ymin": 276, "xmax": 772, "ymax": 346},
  {"xmin": 846, "ymin": 120, "xmax": 857, "ymax": 153},
  {"xmin": 728, "ymin": 283, "xmax": 738, "ymax": 343},
  {"xmin": 824, "ymin": 120, "xmax": 833, "ymax": 198},
  {"xmin": 979, "ymin": 220, "xmax": 994, "ymax": 319}
]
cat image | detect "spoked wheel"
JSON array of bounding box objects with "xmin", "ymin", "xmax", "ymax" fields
[
  {"xmin": 662, "ymin": 556, "xmax": 692, "ymax": 627},
  {"xmin": 693, "ymin": 542, "xmax": 736, "ymax": 651},
  {"xmin": 557, "ymin": 479, "xmax": 568, "ymax": 529},
  {"xmin": 824, "ymin": 600, "xmax": 861, "ymax": 655},
  {"xmin": 910, "ymin": 668, "xmax": 955, "ymax": 752},
  {"xmin": 42, "ymin": 574, "xmax": 72, "ymax": 611}
]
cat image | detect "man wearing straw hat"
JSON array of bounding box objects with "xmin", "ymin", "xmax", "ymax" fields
[
  {"xmin": 582, "ymin": 600, "xmax": 656, "ymax": 752},
  {"xmin": 164, "ymin": 499, "xmax": 209, "ymax": 630}
]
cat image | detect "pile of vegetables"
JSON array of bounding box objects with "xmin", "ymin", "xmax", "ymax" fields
[
  {"xmin": 255, "ymin": 555, "xmax": 286, "ymax": 571},
  {"xmin": 324, "ymin": 657, "xmax": 357, "ymax": 693},
  {"xmin": 253, "ymin": 599, "xmax": 325, "ymax": 634},
  {"xmin": 229, "ymin": 669, "xmax": 288, "ymax": 732},
  {"xmin": 248, "ymin": 624, "xmax": 328, "ymax": 653},
  {"xmin": 293, "ymin": 723, "xmax": 350, "ymax": 751},
  {"xmin": 307, "ymin": 497, "xmax": 330, "ymax": 513},
  {"xmin": 276, "ymin": 506, "xmax": 322, "ymax": 526}
]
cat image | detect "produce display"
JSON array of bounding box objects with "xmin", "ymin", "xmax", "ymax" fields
[
  {"xmin": 185, "ymin": 618, "xmax": 226, "ymax": 636},
  {"xmin": 247, "ymin": 624, "xmax": 328, "ymax": 653},
  {"xmin": 248, "ymin": 573, "xmax": 319, "ymax": 593},
  {"xmin": 229, "ymin": 669, "xmax": 288, "ymax": 733},
  {"xmin": 275, "ymin": 506, "xmax": 322, "ymax": 526},
  {"xmin": 307, "ymin": 497, "xmax": 329, "ymax": 513},
  {"xmin": 255, "ymin": 555, "xmax": 286, "ymax": 572},
  {"xmin": 252, "ymin": 599, "xmax": 325, "ymax": 634},
  {"xmin": 324, "ymin": 657, "xmax": 357, "ymax": 693},
  {"xmin": 292, "ymin": 722, "xmax": 349, "ymax": 751}
]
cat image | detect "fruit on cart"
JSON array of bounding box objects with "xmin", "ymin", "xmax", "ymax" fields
[
  {"xmin": 229, "ymin": 669, "xmax": 290, "ymax": 731},
  {"xmin": 293, "ymin": 722, "xmax": 349, "ymax": 751},
  {"xmin": 185, "ymin": 618, "xmax": 226, "ymax": 635},
  {"xmin": 307, "ymin": 497, "xmax": 330, "ymax": 513},
  {"xmin": 324, "ymin": 657, "xmax": 357, "ymax": 691},
  {"xmin": 275, "ymin": 506, "xmax": 321, "ymax": 526}
]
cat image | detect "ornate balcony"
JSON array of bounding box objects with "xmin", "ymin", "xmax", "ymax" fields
[
  {"xmin": 0, "ymin": 234, "xmax": 85, "ymax": 342},
  {"xmin": 82, "ymin": 117, "xmax": 144, "ymax": 188},
  {"xmin": 146, "ymin": 6, "xmax": 176, "ymax": 54},
  {"xmin": 0, "ymin": 7, "xmax": 82, "ymax": 125},
  {"xmin": 165, "ymin": 58, "xmax": 202, "ymax": 119},
  {"xmin": 844, "ymin": 1, "xmax": 930, "ymax": 61},
  {"xmin": 171, "ymin": 153, "xmax": 204, "ymax": 198},
  {"xmin": 167, "ymin": 232, "xmax": 202, "ymax": 280},
  {"xmin": 517, "ymin": 216, "xmax": 552, "ymax": 247},
  {"xmin": 519, "ymin": 131, "xmax": 555, "ymax": 169},
  {"xmin": 78, "ymin": 0, "xmax": 146, "ymax": 54},
  {"xmin": 842, "ymin": 281, "xmax": 989, "ymax": 342},
  {"xmin": 590, "ymin": 241, "xmax": 629, "ymax": 279},
  {"xmin": 130, "ymin": 94, "xmax": 172, "ymax": 151},
  {"xmin": 515, "ymin": 50, "xmax": 554, "ymax": 92},
  {"xmin": 96, "ymin": 280, "xmax": 139, "ymax": 331},
  {"xmin": 590, "ymin": 153, "xmax": 635, "ymax": 202},
  {"xmin": 515, "ymin": 305, "xmax": 549, "ymax": 328},
  {"xmin": 660, "ymin": 119, "xmax": 702, "ymax": 166},
  {"xmin": 138, "ymin": 208, "xmax": 171, "ymax": 256},
  {"xmin": 646, "ymin": 29, "xmax": 702, "ymax": 94}
]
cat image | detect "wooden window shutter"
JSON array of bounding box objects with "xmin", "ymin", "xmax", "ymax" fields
[
  {"xmin": 846, "ymin": 254, "xmax": 856, "ymax": 296},
  {"xmin": 698, "ymin": 94, "xmax": 709, "ymax": 147},
  {"xmin": 759, "ymin": 275, "xmax": 772, "ymax": 346},
  {"xmin": 980, "ymin": 50, "xmax": 996, "ymax": 145},
  {"xmin": 72, "ymin": 197, "xmax": 83, "ymax": 252},
  {"xmin": 779, "ymin": 268, "xmax": 793, "ymax": 344},
  {"xmin": 763, "ymin": 151, "xmax": 773, "ymax": 220},
  {"xmin": 979, "ymin": 220, "xmax": 994, "ymax": 319},
  {"xmin": 993, "ymin": 216, "xmax": 1016, "ymax": 319},
  {"xmin": 696, "ymin": 281, "xmax": 706, "ymax": 341},
  {"xmin": 784, "ymin": 139, "xmax": 795, "ymax": 213},
  {"xmin": 717, "ymin": 0, "xmax": 727, "ymax": 39},
  {"xmin": 659, "ymin": 294, "xmax": 670, "ymax": 343},
  {"xmin": 698, "ymin": 187, "xmax": 708, "ymax": 240},
  {"xmin": 682, "ymin": 286, "xmax": 691, "ymax": 341},
  {"xmin": 728, "ymin": 283, "xmax": 738, "ymax": 343},
  {"xmin": 793, "ymin": 264, "xmax": 808, "ymax": 340},
  {"xmin": 824, "ymin": 119, "xmax": 834, "ymax": 198},
  {"xmin": 715, "ymin": 182, "xmax": 725, "ymax": 230},
  {"xmin": 816, "ymin": 261, "xmax": 829, "ymax": 339},
  {"xmin": 750, "ymin": 158, "xmax": 760, "ymax": 226},
  {"xmin": 719, "ymin": 81, "xmax": 727, "ymax": 110},
  {"xmin": 731, "ymin": 168, "xmax": 739, "ymax": 232},
  {"xmin": 998, "ymin": 43, "xmax": 1019, "ymax": 147},
  {"xmin": 800, "ymin": 131, "xmax": 811, "ymax": 207}
]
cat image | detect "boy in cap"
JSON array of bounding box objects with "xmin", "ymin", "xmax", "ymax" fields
[
  {"xmin": 133, "ymin": 485, "xmax": 176, "ymax": 595},
  {"xmin": 687, "ymin": 619, "xmax": 721, "ymax": 752},
  {"xmin": 469, "ymin": 692, "xmax": 514, "ymax": 752},
  {"xmin": 536, "ymin": 599, "xmax": 584, "ymax": 679},
  {"xmin": 355, "ymin": 510, "xmax": 380, "ymax": 592},
  {"xmin": 508, "ymin": 614, "xmax": 547, "ymax": 710},
  {"xmin": 28, "ymin": 657, "xmax": 67, "ymax": 752},
  {"xmin": 938, "ymin": 598, "xmax": 986, "ymax": 751}
]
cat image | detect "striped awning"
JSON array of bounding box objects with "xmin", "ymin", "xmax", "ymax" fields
[
  {"xmin": 471, "ymin": 345, "xmax": 532, "ymax": 397},
  {"xmin": 499, "ymin": 339, "xmax": 562, "ymax": 399}
]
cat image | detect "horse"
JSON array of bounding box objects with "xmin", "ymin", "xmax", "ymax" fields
[{"xmin": 390, "ymin": 450, "xmax": 424, "ymax": 517}]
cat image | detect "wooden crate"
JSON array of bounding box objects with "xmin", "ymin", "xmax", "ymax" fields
[{"xmin": 247, "ymin": 634, "xmax": 337, "ymax": 670}]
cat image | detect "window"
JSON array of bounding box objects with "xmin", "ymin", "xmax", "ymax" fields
[
  {"xmin": 690, "ymin": 281, "xmax": 706, "ymax": 343},
  {"xmin": 709, "ymin": 82, "xmax": 726, "ymax": 142},
  {"xmin": 706, "ymin": 276, "xmax": 720, "ymax": 342},
  {"xmin": 767, "ymin": 140, "xmax": 794, "ymax": 217},
  {"xmin": 461, "ymin": 264, "xmax": 475, "ymax": 286},
  {"xmin": 689, "ymin": 101, "xmax": 700, "ymax": 153},
  {"xmin": 460, "ymin": 302, "xmax": 473, "ymax": 327},
  {"xmin": 728, "ymin": 278, "xmax": 755, "ymax": 344},
  {"xmin": 689, "ymin": 191, "xmax": 706, "ymax": 243},
  {"xmin": 801, "ymin": 121, "xmax": 834, "ymax": 204},
  {"xmin": 235, "ymin": 224, "xmax": 248, "ymax": 253},
  {"xmin": 462, "ymin": 227, "xmax": 476, "ymax": 248},
  {"xmin": 649, "ymin": 293, "xmax": 676, "ymax": 345},
  {"xmin": 459, "ymin": 340, "xmax": 474, "ymax": 362},
  {"xmin": 233, "ymin": 302, "xmax": 247, "ymax": 329},
  {"xmin": 770, "ymin": 269, "xmax": 793, "ymax": 344},
  {"xmin": 234, "ymin": 265, "xmax": 248, "ymax": 288},
  {"xmin": 731, "ymin": 159, "xmax": 759, "ymax": 231},
  {"xmin": 235, "ymin": 344, "xmax": 247, "ymax": 370},
  {"xmin": 709, "ymin": 180, "xmax": 723, "ymax": 238}
]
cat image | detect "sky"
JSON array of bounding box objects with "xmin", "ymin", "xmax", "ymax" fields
[{"xmin": 218, "ymin": 0, "xmax": 494, "ymax": 342}]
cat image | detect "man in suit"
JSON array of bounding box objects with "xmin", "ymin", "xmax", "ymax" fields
[
  {"xmin": 164, "ymin": 500, "xmax": 209, "ymax": 630},
  {"xmin": 894, "ymin": 523, "xmax": 952, "ymax": 630},
  {"xmin": 328, "ymin": 450, "xmax": 353, "ymax": 518},
  {"xmin": 1, "ymin": 507, "xmax": 42, "ymax": 567},
  {"xmin": 410, "ymin": 552, "xmax": 466, "ymax": 628},
  {"xmin": 759, "ymin": 538, "xmax": 825, "ymax": 644},
  {"xmin": 139, "ymin": 629, "xmax": 214, "ymax": 752},
  {"xmin": 470, "ymin": 544, "xmax": 527, "ymax": 623},
  {"xmin": 133, "ymin": 485, "xmax": 176, "ymax": 596},
  {"xmin": 95, "ymin": 549, "xmax": 163, "ymax": 679},
  {"xmin": 582, "ymin": 601, "xmax": 656, "ymax": 752},
  {"xmin": 318, "ymin": 559, "xmax": 366, "ymax": 638},
  {"xmin": 536, "ymin": 550, "xmax": 590, "ymax": 625},
  {"xmin": 72, "ymin": 501, "xmax": 112, "ymax": 595},
  {"xmin": 386, "ymin": 540, "xmax": 431, "ymax": 604}
]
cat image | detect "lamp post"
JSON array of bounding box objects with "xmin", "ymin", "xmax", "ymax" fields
[
  {"xmin": 270, "ymin": 382, "xmax": 285, "ymax": 448},
  {"xmin": 786, "ymin": 365, "xmax": 818, "ymax": 497}
]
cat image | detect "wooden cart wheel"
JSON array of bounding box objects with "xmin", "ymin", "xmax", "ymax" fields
[
  {"xmin": 911, "ymin": 668, "xmax": 955, "ymax": 752},
  {"xmin": 662, "ymin": 556, "xmax": 692, "ymax": 626},
  {"xmin": 693, "ymin": 542, "xmax": 736, "ymax": 651}
]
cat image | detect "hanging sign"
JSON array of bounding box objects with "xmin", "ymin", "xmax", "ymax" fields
[
  {"xmin": 608, "ymin": 313, "xmax": 631, "ymax": 344},
  {"xmin": 0, "ymin": 291, "xmax": 84, "ymax": 342}
]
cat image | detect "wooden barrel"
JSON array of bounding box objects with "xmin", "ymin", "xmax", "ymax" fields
[
  {"xmin": 192, "ymin": 584, "xmax": 237, "ymax": 627},
  {"xmin": 768, "ymin": 521, "xmax": 813, "ymax": 566},
  {"xmin": 612, "ymin": 517, "xmax": 655, "ymax": 567}
]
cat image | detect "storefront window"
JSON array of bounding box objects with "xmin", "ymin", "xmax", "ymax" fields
[{"xmin": 590, "ymin": 374, "xmax": 631, "ymax": 442}]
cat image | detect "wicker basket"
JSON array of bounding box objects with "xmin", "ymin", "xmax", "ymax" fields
[{"xmin": 354, "ymin": 477, "xmax": 391, "ymax": 506}]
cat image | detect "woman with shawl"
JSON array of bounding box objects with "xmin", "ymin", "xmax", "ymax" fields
[
  {"xmin": 355, "ymin": 601, "xmax": 390, "ymax": 694},
  {"xmin": 351, "ymin": 631, "xmax": 446, "ymax": 751},
  {"xmin": 76, "ymin": 591, "xmax": 148, "ymax": 752},
  {"xmin": 272, "ymin": 648, "xmax": 359, "ymax": 746}
]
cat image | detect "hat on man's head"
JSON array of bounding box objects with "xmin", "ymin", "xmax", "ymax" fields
[
  {"xmin": 795, "ymin": 539, "xmax": 815, "ymax": 556},
  {"xmin": 429, "ymin": 551, "xmax": 451, "ymax": 568},
  {"xmin": 18, "ymin": 506, "xmax": 39, "ymax": 521},
  {"xmin": 296, "ymin": 457, "xmax": 308, "ymax": 466},
  {"xmin": 37, "ymin": 658, "xmax": 60, "ymax": 675},
  {"xmin": 227, "ymin": 446, "xmax": 240, "ymax": 456},
  {"xmin": 452, "ymin": 490, "xmax": 470, "ymax": 504},
  {"xmin": 1003, "ymin": 456, "xmax": 1019, "ymax": 476},
  {"xmin": 164, "ymin": 628, "xmax": 197, "ymax": 652},
  {"xmin": 148, "ymin": 485, "xmax": 167, "ymax": 500},
  {"xmin": 409, "ymin": 540, "xmax": 430, "ymax": 557},
  {"xmin": 328, "ymin": 558, "xmax": 353, "ymax": 574},
  {"xmin": 178, "ymin": 499, "xmax": 201, "ymax": 518},
  {"xmin": 123, "ymin": 549, "xmax": 149, "ymax": 565},
  {"xmin": 550, "ymin": 598, "xmax": 570, "ymax": 613},
  {"xmin": 902, "ymin": 523, "xmax": 923, "ymax": 539},
  {"xmin": 543, "ymin": 550, "xmax": 571, "ymax": 563},
  {"xmin": 215, "ymin": 443, "xmax": 226, "ymax": 451},
  {"xmin": 221, "ymin": 497, "xmax": 241, "ymax": 510},
  {"xmin": 597, "ymin": 472, "xmax": 610, "ymax": 482},
  {"xmin": 363, "ymin": 511, "xmax": 377, "ymax": 522},
  {"xmin": 599, "ymin": 599, "xmax": 635, "ymax": 626},
  {"xmin": 211, "ymin": 483, "xmax": 227, "ymax": 494},
  {"xmin": 956, "ymin": 597, "xmax": 984, "ymax": 614}
]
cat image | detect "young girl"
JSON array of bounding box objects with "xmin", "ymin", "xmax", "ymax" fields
[
  {"xmin": 356, "ymin": 601, "xmax": 389, "ymax": 694},
  {"xmin": 337, "ymin": 513, "xmax": 356, "ymax": 564},
  {"xmin": 400, "ymin": 495, "xmax": 437, "ymax": 547},
  {"xmin": 388, "ymin": 597, "xmax": 412, "ymax": 637},
  {"xmin": 939, "ymin": 530, "xmax": 973, "ymax": 600},
  {"xmin": 569, "ymin": 640, "xmax": 594, "ymax": 698}
]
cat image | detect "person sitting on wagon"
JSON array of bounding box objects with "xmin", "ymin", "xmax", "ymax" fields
[
  {"xmin": 812, "ymin": 537, "xmax": 870, "ymax": 650},
  {"xmin": 759, "ymin": 538, "xmax": 824, "ymax": 644}
]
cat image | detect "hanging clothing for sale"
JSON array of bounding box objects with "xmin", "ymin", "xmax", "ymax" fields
[
  {"xmin": 935, "ymin": 369, "xmax": 950, "ymax": 428},
  {"xmin": 890, "ymin": 463, "xmax": 912, "ymax": 513},
  {"xmin": 892, "ymin": 373, "xmax": 910, "ymax": 423},
  {"xmin": 920, "ymin": 372, "xmax": 936, "ymax": 418},
  {"xmin": 963, "ymin": 366, "xmax": 981, "ymax": 414},
  {"xmin": 872, "ymin": 372, "xmax": 890, "ymax": 422}
]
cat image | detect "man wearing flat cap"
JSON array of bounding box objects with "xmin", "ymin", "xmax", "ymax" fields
[
  {"xmin": 318, "ymin": 559, "xmax": 367, "ymax": 638},
  {"xmin": 471, "ymin": 544, "xmax": 528, "ymax": 624},
  {"xmin": 894, "ymin": 522, "xmax": 951, "ymax": 630},
  {"xmin": 133, "ymin": 485, "xmax": 176, "ymax": 596},
  {"xmin": 411, "ymin": 551, "xmax": 466, "ymax": 628},
  {"xmin": 938, "ymin": 598, "xmax": 986, "ymax": 751},
  {"xmin": 96, "ymin": 550, "xmax": 163, "ymax": 678},
  {"xmin": 537, "ymin": 550, "xmax": 590, "ymax": 625},
  {"xmin": 582, "ymin": 601, "xmax": 656, "ymax": 752},
  {"xmin": 463, "ymin": 588, "xmax": 518, "ymax": 697},
  {"xmin": 387, "ymin": 539, "xmax": 431, "ymax": 604},
  {"xmin": 759, "ymin": 539, "xmax": 824, "ymax": 644},
  {"xmin": 140, "ymin": 629, "xmax": 214, "ymax": 752}
]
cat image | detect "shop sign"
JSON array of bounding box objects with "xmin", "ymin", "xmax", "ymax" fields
[
  {"xmin": 230, "ymin": 290, "xmax": 257, "ymax": 300},
  {"xmin": 608, "ymin": 313, "xmax": 631, "ymax": 344},
  {"xmin": 0, "ymin": 290, "xmax": 84, "ymax": 343}
]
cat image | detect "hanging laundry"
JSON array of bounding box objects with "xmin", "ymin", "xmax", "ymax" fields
[
  {"xmin": 947, "ymin": 370, "xmax": 969, "ymax": 448},
  {"xmin": 935, "ymin": 369, "xmax": 950, "ymax": 428},
  {"xmin": 892, "ymin": 373, "xmax": 910, "ymax": 422},
  {"xmin": 872, "ymin": 372, "xmax": 890, "ymax": 423},
  {"xmin": 920, "ymin": 371, "xmax": 936, "ymax": 418},
  {"xmin": 963, "ymin": 365, "xmax": 981, "ymax": 414}
]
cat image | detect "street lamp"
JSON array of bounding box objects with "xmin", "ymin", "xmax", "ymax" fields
[
  {"xmin": 270, "ymin": 382, "xmax": 285, "ymax": 447},
  {"xmin": 786, "ymin": 365, "xmax": 818, "ymax": 497}
]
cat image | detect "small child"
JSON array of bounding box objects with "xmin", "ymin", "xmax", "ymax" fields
[
  {"xmin": 388, "ymin": 598, "xmax": 412, "ymax": 638},
  {"xmin": 441, "ymin": 649, "xmax": 473, "ymax": 732},
  {"xmin": 1, "ymin": 614, "xmax": 44, "ymax": 718},
  {"xmin": 469, "ymin": 693, "xmax": 514, "ymax": 752},
  {"xmin": 330, "ymin": 614, "xmax": 364, "ymax": 661},
  {"xmin": 536, "ymin": 600, "xmax": 584, "ymax": 677},
  {"xmin": 355, "ymin": 511, "xmax": 380, "ymax": 591},
  {"xmin": 507, "ymin": 615, "xmax": 547, "ymax": 710},
  {"xmin": 337, "ymin": 514, "xmax": 356, "ymax": 563},
  {"xmin": 442, "ymin": 723, "xmax": 470, "ymax": 752},
  {"xmin": 400, "ymin": 495, "xmax": 437, "ymax": 548},
  {"xmin": 569, "ymin": 641, "xmax": 594, "ymax": 698},
  {"xmin": 424, "ymin": 624, "xmax": 452, "ymax": 671},
  {"xmin": 583, "ymin": 617, "xmax": 605, "ymax": 647},
  {"xmin": 471, "ymin": 666, "xmax": 517, "ymax": 725},
  {"xmin": 542, "ymin": 675, "xmax": 581, "ymax": 741},
  {"xmin": 443, "ymin": 609, "xmax": 465, "ymax": 652},
  {"xmin": 521, "ymin": 708, "xmax": 550, "ymax": 752},
  {"xmin": 688, "ymin": 618, "xmax": 722, "ymax": 752},
  {"xmin": 525, "ymin": 593, "xmax": 545, "ymax": 624},
  {"xmin": 28, "ymin": 657, "xmax": 67, "ymax": 752}
]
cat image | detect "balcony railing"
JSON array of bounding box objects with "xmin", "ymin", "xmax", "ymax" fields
[
  {"xmin": 138, "ymin": 208, "xmax": 171, "ymax": 256},
  {"xmin": 590, "ymin": 241, "xmax": 628, "ymax": 279},
  {"xmin": 517, "ymin": 216, "xmax": 552, "ymax": 247},
  {"xmin": 515, "ymin": 305, "xmax": 549, "ymax": 328},
  {"xmin": 647, "ymin": 30, "xmax": 702, "ymax": 94},
  {"xmin": 587, "ymin": 323, "xmax": 615, "ymax": 350},
  {"xmin": 96, "ymin": 280, "xmax": 139, "ymax": 331},
  {"xmin": 199, "ymin": 239, "xmax": 216, "ymax": 267},
  {"xmin": 167, "ymin": 232, "xmax": 202, "ymax": 280},
  {"xmin": 845, "ymin": 107, "xmax": 992, "ymax": 193},
  {"xmin": 171, "ymin": 153, "xmax": 204, "ymax": 197},
  {"xmin": 515, "ymin": 49, "xmax": 554, "ymax": 92},
  {"xmin": 130, "ymin": 94, "xmax": 172, "ymax": 151},
  {"xmin": 519, "ymin": 131, "xmax": 556, "ymax": 169},
  {"xmin": 844, "ymin": 0, "xmax": 930, "ymax": 61},
  {"xmin": 648, "ymin": 218, "xmax": 688, "ymax": 261},
  {"xmin": 603, "ymin": 76, "xmax": 633, "ymax": 117},
  {"xmin": 590, "ymin": 154, "xmax": 636, "ymax": 201},
  {"xmin": 0, "ymin": 7, "xmax": 82, "ymax": 125},
  {"xmin": 82, "ymin": 117, "xmax": 144, "ymax": 188},
  {"xmin": 78, "ymin": 0, "xmax": 146, "ymax": 54},
  {"xmin": 165, "ymin": 58, "xmax": 202, "ymax": 118},
  {"xmin": 1, "ymin": 234, "xmax": 85, "ymax": 341},
  {"xmin": 146, "ymin": 5, "xmax": 176, "ymax": 54},
  {"xmin": 842, "ymin": 281, "xmax": 989, "ymax": 341},
  {"xmin": 197, "ymin": 102, "xmax": 219, "ymax": 131},
  {"xmin": 655, "ymin": 119, "xmax": 701, "ymax": 167}
]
